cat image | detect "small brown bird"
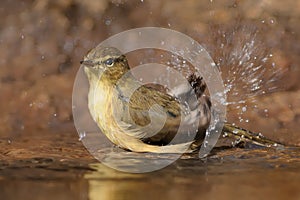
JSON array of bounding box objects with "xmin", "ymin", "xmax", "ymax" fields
[{"xmin": 81, "ymin": 46, "xmax": 282, "ymax": 154}]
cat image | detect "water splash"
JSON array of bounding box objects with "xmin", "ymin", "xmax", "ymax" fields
[{"xmin": 205, "ymin": 24, "xmax": 286, "ymax": 123}]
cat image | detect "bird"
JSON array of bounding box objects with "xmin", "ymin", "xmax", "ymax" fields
[{"xmin": 81, "ymin": 46, "xmax": 282, "ymax": 154}]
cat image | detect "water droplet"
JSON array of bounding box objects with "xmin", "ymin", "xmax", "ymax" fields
[
  {"xmin": 204, "ymin": 140, "xmax": 209, "ymax": 147},
  {"xmin": 79, "ymin": 132, "xmax": 86, "ymax": 141},
  {"xmin": 262, "ymin": 57, "xmax": 268, "ymax": 62},
  {"xmin": 105, "ymin": 19, "xmax": 112, "ymax": 26},
  {"xmin": 242, "ymin": 106, "xmax": 247, "ymax": 112},
  {"xmin": 272, "ymin": 62, "xmax": 276, "ymax": 67},
  {"xmin": 223, "ymin": 132, "xmax": 228, "ymax": 137}
]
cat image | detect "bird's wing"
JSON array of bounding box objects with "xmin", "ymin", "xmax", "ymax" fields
[{"xmin": 113, "ymin": 85, "xmax": 182, "ymax": 140}]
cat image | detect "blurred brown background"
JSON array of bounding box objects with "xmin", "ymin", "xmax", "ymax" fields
[{"xmin": 0, "ymin": 0, "xmax": 299, "ymax": 146}]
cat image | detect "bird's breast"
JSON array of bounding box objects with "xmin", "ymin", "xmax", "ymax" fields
[{"xmin": 87, "ymin": 82, "xmax": 114, "ymax": 128}]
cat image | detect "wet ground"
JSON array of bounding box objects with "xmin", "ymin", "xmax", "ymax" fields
[
  {"xmin": 1, "ymin": 0, "xmax": 300, "ymax": 199},
  {"xmin": 2, "ymin": 133, "xmax": 300, "ymax": 200}
]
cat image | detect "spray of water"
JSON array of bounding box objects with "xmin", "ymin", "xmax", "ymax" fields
[{"xmin": 203, "ymin": 24, "xmax": 286, "ymax": 123}]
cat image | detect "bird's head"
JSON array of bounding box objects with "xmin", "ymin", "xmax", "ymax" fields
[{"xmin": 81, "ymin": 46, "xmax": 130, "ymax": 84}]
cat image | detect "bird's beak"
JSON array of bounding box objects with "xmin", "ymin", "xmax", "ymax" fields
[
  {"xmin": 80, "ymin": 60, "xmax": 95, "ymax": 67},
  {"xmin": 80, "ymin": 60, "xmax": 94, "ymax": 75}
]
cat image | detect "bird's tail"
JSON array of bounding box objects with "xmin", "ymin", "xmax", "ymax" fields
[{"xmin": 222, "ymin": 122, "xmax": 284, "ymax": 148}]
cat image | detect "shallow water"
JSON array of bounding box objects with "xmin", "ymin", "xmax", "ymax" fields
[{"xmin": 2, "ymin": 144, "xmax": 300, "ymax": 200}]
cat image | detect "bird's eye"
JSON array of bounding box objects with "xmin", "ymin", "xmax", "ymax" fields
[{"xmin": 104, "ymin": 58, "xmax": 114, "ymax": 66}]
